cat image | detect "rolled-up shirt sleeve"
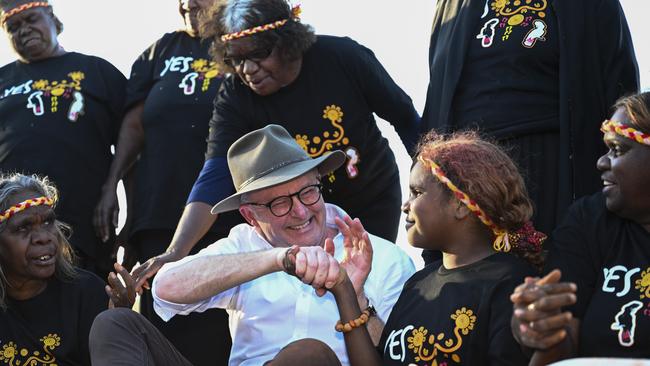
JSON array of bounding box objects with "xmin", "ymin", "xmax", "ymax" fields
[{"xmin": 152, "ymin": 238, "xmax": 241, "ymax": 321}]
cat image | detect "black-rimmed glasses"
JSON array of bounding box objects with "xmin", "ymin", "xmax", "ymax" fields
[
  {"xmin": 244, "ymin": 184, "xmax": 323, "ymax": 217},
  {"xmin": 223, "ymin": 46, "xmax": 274, "ymax": 68}
]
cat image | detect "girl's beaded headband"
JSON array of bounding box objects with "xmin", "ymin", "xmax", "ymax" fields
[{"xmin": 419, "ymin": 156, "xmax": 513, "ymax": 252}]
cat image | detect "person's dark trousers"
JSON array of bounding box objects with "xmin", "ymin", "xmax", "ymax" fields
[
  {"xmin": 132, "ymin": 229, "xmax": 231, "ymax": 366},
  {"xmin": 346, "ymin": 174, "xmax": 402, "ymax": 243},
  {"xmin": 90, "ymin": 308, "xmax": 193, "ymax": 366},
  {"xmin": 90, "ymin": 310, "xmax": 341, "ymax": 366}
]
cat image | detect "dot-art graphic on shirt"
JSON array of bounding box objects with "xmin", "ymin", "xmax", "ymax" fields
[
  {"xmin": 406, "ymin": 307, "xmax": 477, "ymax": 365},
  {"xmin": 476, "ymin": 0, "xmax": 548, "ymax": 47},
  {"xmin": 0, "ymin": 333, "xmax": 60, "ymax": 365},
  {"xmin": 634, "ymin": 267, "xmax": 650, "ymax": 299},
  {"xmin": 295, "ymin": 105, "xmax": 355, "ymax": 183},
  {"xmin": 610, "ymin": 300, "xmax": 644, "ymax": 347},
  {"xmin": 178, "ymin": 59, "xmax": 221, "ymax": 95},
  {"xmin": 28, "ymin": 71, "xmax": 85, "ymax": 121}
]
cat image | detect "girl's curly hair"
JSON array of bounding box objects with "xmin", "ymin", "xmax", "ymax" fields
[{"xmin": 416, "ymin": 130, "xmax": 545, "ymax": 270}]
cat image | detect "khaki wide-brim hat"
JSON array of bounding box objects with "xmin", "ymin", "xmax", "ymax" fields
[{"xmin": 211, "ymin": 124, "xmax": 346, "ymax": 214}]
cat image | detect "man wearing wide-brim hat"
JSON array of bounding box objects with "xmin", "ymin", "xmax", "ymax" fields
[{"xmin": 89, "ymin": 125, "xmax": 414, "ymax": 366}]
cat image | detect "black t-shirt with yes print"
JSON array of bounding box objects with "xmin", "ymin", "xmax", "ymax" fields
[
  {"xmin": 545, "ymin": 193, "xmax": 650, "ymax": 357},
  {"xmin": 0, "ymin": 53, "xmax": 125, "ymax": 258},
  {"xmin": 125, "ymin": 31, "xmax": 242, "ymax": 235},
  {"xmin": 0, "ymin": 270, "xmax": 108, "ymax": 366},
  {"xmin": 379, "ymin": 253, "xmax": 535, "ymax": 365}
]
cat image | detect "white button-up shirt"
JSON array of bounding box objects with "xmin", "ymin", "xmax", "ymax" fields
[{"xmin": 153, "ymin": 204, "xmax": 415, "ymax": 366}]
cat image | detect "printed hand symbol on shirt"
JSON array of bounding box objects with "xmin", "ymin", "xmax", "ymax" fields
[
  {"xmin": 610, "ymin": 300, "xmax": 644, "ymax": 347},
  {"xmin": 67, "ymin": 91, "xmax": 85, "ymax": 122},
  {"xmin": 179, "ymin": 72, "xmax": 198, "ymax": 95},
  {"xmin": 522, "ymin": 19, "xmax": 547, "ymax": 48},
  {"xmin": 476, "ymin": 18, "xmax": 499, "ymax": 48},
  {"xmin": 26, "ymin": 91, "xmax": 44, "ymax": 116}
]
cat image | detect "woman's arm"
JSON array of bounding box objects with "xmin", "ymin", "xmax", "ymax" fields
[{"xmin": 93, "ymin": 102, "xmax": 145, "ymax": 242}]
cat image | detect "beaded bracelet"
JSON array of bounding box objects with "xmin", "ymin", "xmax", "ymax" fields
[{"xmin": 335, "ymin": 309, "xmax": 371, "ymax": 333}]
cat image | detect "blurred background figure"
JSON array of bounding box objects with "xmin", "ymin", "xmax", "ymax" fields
[
  {"xmin": 93, "ymin": 0, "xmax": 235, "ymax": 364},
  {"xmin": 421, "ymin": 0, "xmax": 639, "ymax": 254},
  {"xmin": 0, "ymin": 0, "xmax": 126, "ymax": 279},
  {"xmin": 0, "ymin": 174, "xmax": 109, "ymax": 365}
]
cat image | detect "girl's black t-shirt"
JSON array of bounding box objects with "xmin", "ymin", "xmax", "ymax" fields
[{"xmin": 380, "ymin": 253, "xmax": 535, "ymax": 365}]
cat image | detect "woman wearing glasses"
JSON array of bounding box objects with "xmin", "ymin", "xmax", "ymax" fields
[
  {"xmin": 93, "ymin": 1, "xmax": 238, "ymax": 365},
  {"xmin": 131, "ymin": 0, "xmax": 420, "ymax": 296}
]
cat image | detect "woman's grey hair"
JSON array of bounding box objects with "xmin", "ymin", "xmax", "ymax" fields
[
  {"xmin": 47, "ymin": 6, "xmax": 64, "ymax": 35},
  {"xmin": 199, "ymin": 0, "xmax": 316, "ymax": 72},
  {"xmin": 0, "ymin": 173, "xmax": 76, "ymax": 310}
]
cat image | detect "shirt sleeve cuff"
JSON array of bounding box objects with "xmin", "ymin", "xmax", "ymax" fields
[{"xmin": 186, "ymin": 157, "xmax": 236, "ymax": 205}]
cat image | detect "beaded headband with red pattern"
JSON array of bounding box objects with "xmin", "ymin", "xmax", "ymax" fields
[
  {"xmin": 220, "ymin": 4, "xmax": 301, "ymax": 42},
  {"xmin": 601, "ymin": 119, "xmax": 650, "ymax": 146},
  {"xmin": 1, "ymin": 1, "xmax": 50, "ymax": 25},
  {"xmin": 419, "ymin": 156, "xmax": 546, "ymax": 252},
  {"xmin": 0, "ymin": 196, "xmax": 54, "ymax": 223}
]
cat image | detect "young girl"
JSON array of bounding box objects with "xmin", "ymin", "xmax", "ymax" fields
[{"xmin": 298, "ymin": 131, "xmax": 546, "ymax": 365}]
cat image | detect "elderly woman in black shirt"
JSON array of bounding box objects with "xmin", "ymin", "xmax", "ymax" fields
[
  {"xmin": 511, "ymin": 92, "xmax": 650, "ymax": 363},
  {"xmin": 0, "ymin": 0, "xmax": 125, "ymax": 280},
  {"xmin": 0, "ymin": 174, "xmax": 129, "ymax": 365}
]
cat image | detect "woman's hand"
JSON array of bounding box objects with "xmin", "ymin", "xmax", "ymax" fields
[
  {"xmin": 106, "ymin": 262, "xmax": 137, "ymax": 309},
  {"xmin": 280, "ymin": 240, "xmax": 349, "ymax": 297},
  {"xmin": 131, "ymin": 251, "xmax": 182, "ymax": 293},
  {"xmin": 510, "ymin": 269, "xmax": 577, "ymax": 350},
  {"xmin": 334, "ymin": 216, "xmax": 373, "ymax": 298},
  {"xmin": 93, "ymin": 183, "xmax": 119, "ymax": 243}
]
